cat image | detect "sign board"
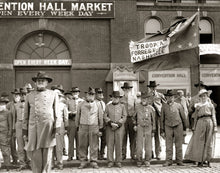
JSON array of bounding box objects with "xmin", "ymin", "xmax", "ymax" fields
[
  {"xmin": 199, "ymin": 44, "xmax": 220, "ymax": 55},
  {"xmin": 148, "ymin": 68, "xmax": 190, "ymax": 85},
  {"xmin": 0, "ymin": 1, "xmax": 115, "ymax": 18},
  {"xmin": 201, "ymin": 68, "xmax": 220, "ymax": 86},
  {"xmin": 113, "ymin": 70, "xmax": 139, "ymax": 81},
  {"xmin": 14, "ymin": 59, "xmax": 72, "ymax": 66},
  {"xmin": 129, "ymin": 39, "xmax": 170, "ymax": 63}
]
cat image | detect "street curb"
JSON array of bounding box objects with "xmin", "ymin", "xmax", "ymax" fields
[{"xmin": 63, "ymin": 158, "xmax": 220, "ymax": 168}]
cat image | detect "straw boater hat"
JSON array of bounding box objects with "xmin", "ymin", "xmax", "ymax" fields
[
  {"xmin": 11, "ymin": 88, "xmax": 20, "ymax": 94},
  {"xmin": 71, "ymin": 87, "xmax": 80, "ymax": 92},
  {"xmin": 85, "ymin": 87, "xmax": 96, "ymax": 95},
  {"xmin": 24, "ymin": 83, "xmax": 34, "ymax": 91},
  {"xmin": 194, "ymin": 81, "xmax": 207, "ymax": 88},
  {"xmin": 147, "ymin": 81, "xmax": 160, "ymax": 87},
  {"xmin": 32, "ymin": 71, "xmax": 53, "ymax": 83},
  {"xmin": 51, "ymin": 85, "xmax": 64, "ymax": 93},
  {"xmin": 198, "ymin": 89, "xmax": 212, "ymax": 97},
  {"xmin": 64, "ymin": 90, "xmax": 72, "ymax": 95},
  {"xmin": 164, "ymin": 90, "xmax": 176, "ymax": 97},
  {"xmin": 121, "ymin": 82, "xmax": 133, "ymax": 89}
]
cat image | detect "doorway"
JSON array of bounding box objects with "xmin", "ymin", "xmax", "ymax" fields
[
  {"xmin": 15, "ymin": 67, "xmax": 71, "ymax": 91},
  {"xmin": 208, "ymin": 86, "xmax": 220, "ymax": 125}
]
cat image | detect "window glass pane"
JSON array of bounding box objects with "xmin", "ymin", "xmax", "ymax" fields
[
  {"xmin": 145, "ymin": 18, "xmax": 161, "ymax": 34},
  {"xmin": 199, "ymin": 19, "xmax": 212, "ymax": 34}
]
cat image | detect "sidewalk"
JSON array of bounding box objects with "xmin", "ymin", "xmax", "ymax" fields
[{"xmin": 62, "ymin": 126, "xmax": 220, "ymax": 168}]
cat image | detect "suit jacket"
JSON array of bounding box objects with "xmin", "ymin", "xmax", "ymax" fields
[
  {"xmin": 149, "ymin": 91, "xmax": 166, "ymax": 117},
  {"xmin": 161, "ymin": 102, "xmax": 187, "ymax": 131},
  {"xmin": 133, "ymin": 104, "xmax": 156, "ymax": 130},
  {"xmin": 23, "ymin": 89, "xmax": 61, "ymax": 151}
]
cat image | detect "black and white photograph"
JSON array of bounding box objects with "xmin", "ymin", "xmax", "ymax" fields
[{"xmin": 0, "ymin": 0, "xmax": 219, "ymax": 172}]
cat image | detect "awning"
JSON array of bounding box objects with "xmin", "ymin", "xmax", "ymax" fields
[{"xmin": 200, "ymin": 44, "xmax": 220, "ymax": 64}]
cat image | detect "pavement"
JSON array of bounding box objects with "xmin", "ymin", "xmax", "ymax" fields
[{"xmin": 0, "ymin": 127, "xmax": 220, "ymax": 172}]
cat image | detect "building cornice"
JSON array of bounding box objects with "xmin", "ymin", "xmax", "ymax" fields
[{"xmin": 137, "ymin": 2, "xmax": 220, "ymax": 11}]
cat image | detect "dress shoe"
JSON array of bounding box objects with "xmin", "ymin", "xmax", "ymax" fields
[
  {"xmin": 177, "ymin": 162, "xmax": 184, "ymax": 166},
  {"xmin": 67, "ymin": 157, "xmax": 73, "ymax": 161},
  {"xmin": 108, "ymin": 162, "xmax": 114, "ymax": 168},
  {"xmin": 78, "ymin": 163, "xmax": 87, "ymax": 169},
  {"xmin": 197, "ymin": 162, "xmax": 203, "ymax": 167},
  {"xmin": 57, "ymin": 165, "xmax": 63, "ymax": 170},
  {"xmin": 163, "ymin": 162, "xmax": 172, "ymax": 167},
  {"xmin": 137, "ymin": 162, "xmax": 142, "ymax": 167},
  {"xmin": 91, "ymin": 162, "xmax": 99, "ymax": 169},
  {"xmin": 116, "ymin": 162, "xmax": 122, "ymax": 168},
  {"xmin": 144, "ymin": 161, "xmax": 150, "ymax": 167}
]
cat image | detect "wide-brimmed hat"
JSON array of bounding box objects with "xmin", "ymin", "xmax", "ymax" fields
[
  {"xmin": 0, "ymin": 97, "xmax": 9, "ymax": 103},
  {"xmin": 71, "ymin": 87, "xmax": 80, "ymax": 92},
  {"xmin": 177, "ymin": 90, "xmax": 184, "ymax": 94},
  {"xmin": 147, "ymin": 81, "xmax": 160, "ymax": 87},
  {"xmin": 95, "ymin": 88, "xmax": 103, "ymax": 94},
  {"xmin": 164, "ymin": 89, "xmax": 176, "ymax": 97},
  {"xmin": 20, "ymin": 87, "xmax": 28, "ymax": 94},
  {"xmin": 194, "ymin": 81, "xmax": 207, "ymax": 88},
  {"xmin": 24, "ymin": 83, "xmax": 34, "ymax": 91},
  {"xmin": 85, "ymin": 87, "xmax": 96, "ymax": 95},
  {"xmin": 1, "ymin": 92, "xmax": 9, "ymax": 97},
  {"xmin": 51, "ymin": 85, "xmax": 64, "ymax": 93},
  {"xmin": 121, "ymin": 82, "xmax": 133, "ymax": 89},
  {"xmin": 32, "ymin": 71, "xmax": 53, "ymax": 83},
  {"xmin": 11, "ymin": 88, "xmax": 20, "ymax": 94},
  {"xmin": 198, "ymin": 89, "xmax": 212, "ymax": 97},
  {"xmin": 141, "ymin": 91, "xmax": 151, "ymax": 99},
  {"xmin": 64, "ymin": 90, "xmax": 72, "ymax": 95},
  {"xmin": 111, "ymin": 91, "xmax": 121, "ymax": 98}
]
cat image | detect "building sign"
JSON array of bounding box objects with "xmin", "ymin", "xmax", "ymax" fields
[
  {"xmin": 129, "ymin": 39, "xmax": 170, "ymax": 63},
  {"xmin": 199, "ymin": 44, "xmax": 220, "ymax": 55},
  {"xmin": 14, "ymin": 59, "xmax": 72, "ymax": 66},
  {"xmin": 201, "ymin": 68, "xmax": 220, "ymax": 86},
  {"xmin": 113, "ymin": 70, "xmax": 139, "ymax": 81},
  {"xmin": 149, "ymin": 68, "xmax": 190, "ymax": 85},
  {"xmin": 0, "ymin": 1, "xmax": 115, "ymax": 18}
]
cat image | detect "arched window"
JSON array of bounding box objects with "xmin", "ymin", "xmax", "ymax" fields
[
  {"xmin": 199, "ymin": 19, "xmax": 213, "ymax": 44},
  {"xmin": 145, "ymin": 18, "xmax": 161, "ymax": 37},
  {"xmin": 16, "ymin": 31, "xmax": 70, "ymax": 60}
]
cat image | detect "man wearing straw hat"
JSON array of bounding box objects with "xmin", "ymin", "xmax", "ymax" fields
[{"xmin": 22, "ymin": 71, "xmax": 61, "ymax": 173}]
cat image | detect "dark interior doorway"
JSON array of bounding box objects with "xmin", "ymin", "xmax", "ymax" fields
[{"xmin": 208, "ymin": 86, "xmax": 220, "ymax": 125}]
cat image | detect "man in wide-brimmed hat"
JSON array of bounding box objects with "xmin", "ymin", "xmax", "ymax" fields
[
  {"xmin": 147, "ymin": 81, "xmax": 166, "ymax": 160},
  {"xmin": 7, "ymin": 88, "xmax": 20, "ymax": 165},
  {"xmin": 133, "ymin": 91, "xmax": 156, "ymax": 167},
  {"xmin": 161, "ymin": 90, "xmax": 187, "ymax": 167},
  {"xmin": 95, "ymin": 88, "xmax": 106, "ymax": 160},
  {"xmin": 51, "ymin": 84, "xmax": 68, "ymax": 170},
  {"xmin": 120, "ymin": 82, "xmax": 136, "ymax": 160},
  {"xmin": 104, "ymin": 91, "xmax": 127, "ymax": 168},
  {"xmin": 75, "ymin": 87, "xmax": 103, "ymax": 169},
  {"xmin": 0, "ymin": 96, "xmax": 11, "ymax": 171},
  {"xmin": 22, "ymin": 71, "xmax": 61, "ymax": 173},
  {"xmin": 66, "ymin": 86, "xmax": 84, "ymax": 161}
]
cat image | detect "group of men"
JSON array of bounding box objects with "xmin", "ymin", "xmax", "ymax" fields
[{"xmin": 0, "ymin": 71, "xmax": 212, "ymax": 172}]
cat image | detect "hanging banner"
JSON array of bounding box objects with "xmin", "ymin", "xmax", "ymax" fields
[
  {"xmin": 0, "ymin": 1, "xmax": 115, "ymax": 18},
  {"xmin": 129, "ymin": 39, "xmax": 170, "ymax": 63}
]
